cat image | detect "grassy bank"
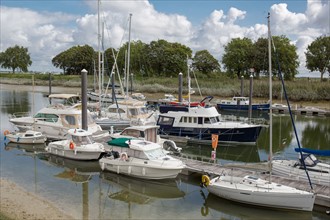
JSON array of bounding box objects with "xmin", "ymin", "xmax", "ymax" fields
[{"xmin": 0, "ymin": 73, "xmax": 329, "ymax": 101}]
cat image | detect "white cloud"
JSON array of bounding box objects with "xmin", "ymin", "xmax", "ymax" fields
[
  {"xmin": 0, "ymin": 0, "xmax": 329, "ymax": 75},
  {"xmin": 0, "ymin": 6, "xmax": 76, "ymax": 71}
]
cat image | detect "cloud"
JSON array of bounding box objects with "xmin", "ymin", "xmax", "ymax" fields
[
  {"xmin": 0, "ymin": 6, "xmax": 77, "ymax": 71},
  {"xmin": 0, "ymin": 0, "xmax": 328, "ymax": 75}
]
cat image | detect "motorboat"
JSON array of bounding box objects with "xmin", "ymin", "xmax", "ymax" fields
[
  {"xmin": 92, "ymin": 98, "xmax": 156, "ymax": 129},
  {"xmin": 99, "ymin": 138, "xmax": 185, "ymax": 179},
  {"xmin": 156, "ymin": 105, "xmax": 264, "ymax": 144},
  {"xmin": 9, "ymin": 101, "xmax": 106, "ymax": 141},
  {"xmin": 4, "ymin": 130, "xmax": 47, "ymax": 144},
  {"xmin": 217, "ymin": 97, "xmax": 269, "ymax": 111},
  {"xmin": 110, "ymin": 125, "xmax": 182, "ymax": 153},
  {"xmin": 202, "ymin": 175, "xmax": 315, "ymax": 211},
  {"xmin": 272, "ymin": 153, "xmax": 330, "ymax": 186},
  {"xmin": 45, "ymin": 128, "xmax": 105, "ymax": 160}
]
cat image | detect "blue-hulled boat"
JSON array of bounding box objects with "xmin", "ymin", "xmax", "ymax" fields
[
  {"xmin": 156, "ymin": 105, "xmax": 264, "ymax": 144},
  {"xmin": 217, "ymin": 97, "xmax": 270, "ymax": 111}
]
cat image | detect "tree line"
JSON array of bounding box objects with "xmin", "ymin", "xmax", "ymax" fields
[{"xmin": 1, "ymin": 36, "xmax": 329, "ymax": 80}]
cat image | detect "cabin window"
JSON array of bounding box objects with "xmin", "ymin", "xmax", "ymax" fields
[
  {"xmin": 158, "ymin": 116, "xmax": 174, "ymax": 125},
  {"xmin": 193, "ymin": 117, "xmax": 197, "ymax": 123},
  {"xmin": 35, "ymin": 113, "xmax": 58, "ymax": 123},
  {"xmin": 198, "ymin": 117, "xmax": 203, "ymax": 124},
  {"xmin": 65, "ymin": 115, "xmax": 76, "ymax": 125},
  {"xmin": 128, "ymin": 108, "xmax": 139, "ymax": 116},
  {"xmin": 204, "ymin": 118, "xmax": 210, "ymax": 124},
  {"xmin": 210, "ymin": 117, "xmax": 218, "ymax": 124},
  {"xmin": 108, "ymin": 108, "xmax": 125, "ymax": 114},
  {"xmin": 121, "ymin": 129, "xmax": 141, "ymax": 138}
]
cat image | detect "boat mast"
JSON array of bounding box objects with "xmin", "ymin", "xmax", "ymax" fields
[
  {"xmin": 268, "ymin": 12, "xmax": 273, "ymax": 183},
  {"xmin": 126, "ymin": 13, "xmax": 132, "ymax": 97},
  {"xmin": 98, "ymin": 0, "xmax": 102, "ymax": 112}
]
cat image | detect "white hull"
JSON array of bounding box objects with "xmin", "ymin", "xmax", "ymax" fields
[
  {"xmin": 6, "ymin": 136, "xmax": 46, "ymax": 144},
  {"xmin": 5, "ymin": 130, "xmax": 47, "ymax": 144},
  {"xmin": 207, "ymin": 176, "xmax": 315, "ymax": 211},
  {"xmin": 99, "ymin": 157, "xmax": 184, "ymax": 180},
  {"xmin": 272, "ymin": 159, "xmax": 330, "ymax": 186},
  {"xmin": 46, "ymin": 142, "xmax": 104, "ymax": 161}
]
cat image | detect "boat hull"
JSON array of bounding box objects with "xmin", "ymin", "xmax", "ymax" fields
[
  {"xmin": 207, "ymin": 176, "xmax": 315, "ymax": 211},
  {"xmin": 46, "ymin": 143, "xmax": 104, "ymax": 161},
  {"xmin": 217, "ymin": 103, "xmax": 270, "ymax": 111},
  {"xmin": 99, "ymin": 157, "xmax": 184, "ymax": 180},
  {"xmin": 158, "ymin": 126, "xmax": 263, "ymax": 144},
  {"xmin": 272, "ymin": 159, "xmax": 330, "ymax": 186}
]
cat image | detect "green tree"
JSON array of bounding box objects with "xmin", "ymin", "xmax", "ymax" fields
[
  {"xmin": 222, "ymin": 38, "xmax": 254, "ymax": 78},
  {"xmin": 52, "ymin": 45, "xmax": 95, "ymax": 75},
  {"xmin": 0, "ymin": 45, "xmax": 32, "ymax": 73},
  {"xmin": 192, "ymin": 50, "xmax": 220, "ymax": 76},
  {"xmin": 305, "ymin": 36, "xmax": 330, "ymax": 81},
  {"xmin": 271, "ymin": 35, "xmax": 299, "ymax": 80},
  {"xmin": 146, "ymin": 39, "xmax": 192, "ymax": 77}
]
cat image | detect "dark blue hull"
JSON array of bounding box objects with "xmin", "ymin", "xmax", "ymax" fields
[
  {"xmin": 158, "ymin": 125, "xmax": 263, "ymax": 143},
  {"xmin": 217, "ymin": 103, "xmax": 270, "ymax": 111}
]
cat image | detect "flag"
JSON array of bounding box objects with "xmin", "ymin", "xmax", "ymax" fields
[{"xmin": 211, "ymin": 134, "xmax": 218, "ymax": 149}]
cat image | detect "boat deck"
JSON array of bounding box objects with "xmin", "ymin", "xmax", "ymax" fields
[{"xmin": 175, "ymin": 155, "xmax": 330, "ymax": 208}]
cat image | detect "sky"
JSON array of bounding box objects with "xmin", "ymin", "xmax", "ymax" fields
[{"xmin": 0, "ymin": 0, "xmax": 329, "ymax": 77}]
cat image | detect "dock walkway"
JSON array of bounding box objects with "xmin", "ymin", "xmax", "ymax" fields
[{"xmin": 176, "ymin": 155, "xmax": 330, "ymax": 208}]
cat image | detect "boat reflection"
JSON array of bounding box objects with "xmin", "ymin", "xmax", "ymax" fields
[
  {"xmin": 38, "ymin": 154, "xmax": 101, "ymax": 183},
  {"xmin": 4, "ymin": 142, "xmax": 46, "ymax": 154},
  {"xmin": 101, "ymin": 172, "xmax": 185, "ymax": 204}
]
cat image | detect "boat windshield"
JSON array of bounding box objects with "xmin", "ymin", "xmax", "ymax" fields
[
  {"xmin": 72, "ymin": 135, "xmax": 94, "ymax": 146},
  {"xmin": 144, "ymin": 148, "xmax": 167, "ymax": 160}
]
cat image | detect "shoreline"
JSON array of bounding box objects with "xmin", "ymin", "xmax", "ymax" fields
[
  {"xmin": 0, "ymin": 178, "xmax": 73, "ymax": 220},
  {"xmin": 1, "ymin": 82, "xmax": 329, "ymax": 111}
]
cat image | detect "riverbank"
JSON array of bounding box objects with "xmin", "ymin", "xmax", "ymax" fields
[
  {"xmin": 1, "ymin": 82, "xmax": 329, "ymax": 111},
  {"xmin": 0, "ymin": 178, "xmax": 73, "ymax": 220}
]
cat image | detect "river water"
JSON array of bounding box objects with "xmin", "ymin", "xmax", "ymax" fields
[{"xmin": 0, "ymin": 85, "xmax": 329, "ymax": 219}]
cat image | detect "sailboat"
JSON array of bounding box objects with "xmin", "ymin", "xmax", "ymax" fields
[{"xmin": 201, "ymin": 13, "xmax": 315, "ymax": 211}]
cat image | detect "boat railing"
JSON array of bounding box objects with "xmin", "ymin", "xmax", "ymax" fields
[
  {"xmin": 221, "ymin": 115, "xmax": 268, "ymax": 125},
  {"xmin": 177, "ymin": 152, "xmax": 220, "ymax": 165},
  {"xmin": 9, "ymin": 112, "xmax": 31, "ymax": 119}
]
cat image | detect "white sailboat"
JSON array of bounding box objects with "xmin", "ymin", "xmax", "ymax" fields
[{"xmin": 201, "ymin": 13, "xmax": 315, "ymax": 212}]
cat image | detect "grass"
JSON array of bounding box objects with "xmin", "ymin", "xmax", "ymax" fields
[{"xmin": 0, "ymin": 72, "xmax": 329, "ymax": 101}]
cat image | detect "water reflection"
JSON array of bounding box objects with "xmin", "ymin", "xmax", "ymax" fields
[
  {"xmin": 101, "ymin": 172, "xmax": 185, "ymax": 203},
  {"xmin": 180, "ymin": 143, "xmax": 260, "ymax": 163}
]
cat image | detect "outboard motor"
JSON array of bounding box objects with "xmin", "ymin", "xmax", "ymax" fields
[{"xmin": 163, "ymin": 140, "xmax": 182, "ymax": 154}]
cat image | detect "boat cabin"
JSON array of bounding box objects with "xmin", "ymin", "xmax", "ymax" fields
[
  {"xmin": 48, "ymin": 94, "xmax": 81, "ymax": 107},
  {"xmin": 68, "ymin": 129, "xmax": 95, "ymax": 146}
]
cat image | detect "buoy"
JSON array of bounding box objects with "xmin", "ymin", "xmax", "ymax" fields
[
  {"xmin": 201, "ymin": 175, "xmax": 210, "ymax": 186},
  {"xmin": 120, "ymin": 152, "xmax": 128, "ymax": 161},
  {"xmin": 69, "ymin": 142, "xmax": 75, "ymax": 150},
  {"xmin": 3, "ymin": 130, "xmax": 10, "ymax": 136}
]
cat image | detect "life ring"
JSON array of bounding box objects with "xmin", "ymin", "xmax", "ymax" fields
[
  {"xmin": 201, "ymin": 175, "xmax": 210, "ymax": 186},
  {"xmin": 69, "ymin": 141, "xmax": 75, "ymax": 150},
  {"xmin": 120, "ymin": 152, "xmax": 128, "ymax": 161},
  {"xmin": 3, "ymin": 130, "xmax": 10, "ymax": 136}
]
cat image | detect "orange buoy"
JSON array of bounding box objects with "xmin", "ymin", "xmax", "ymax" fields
[
  {"xmin": 69, "ymin": 142, "xmax": 75, "ymax": 150},
  {"xmin": 3, "ymin": 130, "xmax": 10, "ymax": 136}
]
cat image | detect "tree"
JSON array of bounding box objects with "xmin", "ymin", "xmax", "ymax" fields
[
  {"xmin": 192, "ymin": 50, "xmax": 220, "ymax": 75},
  {"xmin": 0, "ymin": 45, "xmax": 32, "ymax": 73},
  {"xmin": 52, "ymin": 45, "xmax": 95, "ymax": 75},
  {"xmin": 222, "ymin": 38, "xmax": 254, "ymax": 78},
  {"xmin": 305, "ymin": 36, "xmax": 330, "ymax": 81},
  {"xmin": 271, "ymin": 35, "xmax": 299, "ymax": 80},
  {"xmin": 145, "ymin": 39, "xmax": 192, "ymax": 77}
]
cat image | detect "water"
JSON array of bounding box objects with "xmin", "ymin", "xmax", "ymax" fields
[{"xmin": 0, "ymin": 86, "xmax": 329, "ymax": 219}]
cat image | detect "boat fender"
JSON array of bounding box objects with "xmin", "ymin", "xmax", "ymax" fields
[
  {"xmin": 201, "ymin": 175, "xmax": 210, "ymax": 187},
  {"xmin": 120, "ymin": 152, "xmax": 128, "ymax": 161},
  {"xmin": 69, "ymin": 141, "xmax": 75, "ymax": 150},
  {"xmin": 201, "ymin": 206, "xmax": 209, "ymax": 216},
  {"xmin": 3, "ymin": 130, "xmax": 10, "ymax": 136}
]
